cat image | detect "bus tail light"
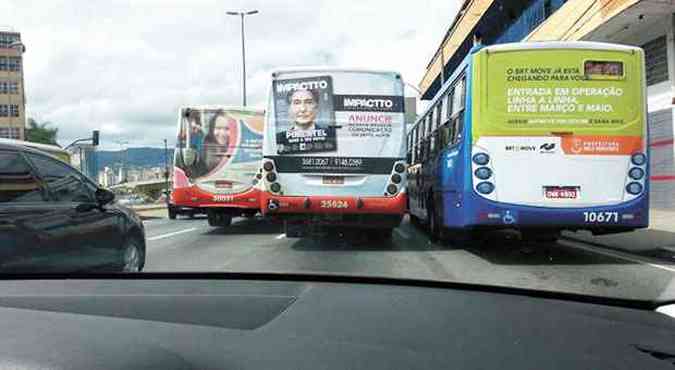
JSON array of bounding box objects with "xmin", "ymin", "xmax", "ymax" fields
[
  {"xmin": 263, "ymin": 161, "xmax": 275, "ymax": 171},
  {"xmin": 266, "ymin": 172, "xmax": 277, "ymax": 182},
  {"xmin": 474, "ymin": 167, "xmax": 492, "ymax": 180},
  {"xmin": 386, "ymin": 184, "xmax": 398, "ymax": 195},
  {"xmin": 626, "ymin": 182, "xmax": 643, "ymax": 195},
  {"xmin": 631, "ymin": 153, "xmax": 647, "ymax": 166},
  {"xmin": 270, "ymin": 183, "xmax": 281, "ymax": 193},
  {"xmin": 391, "ymin": 174, "xmax": 402, "ymax": 184},
  {"xmin": 476, "ymin": 182, "xmax": 495, "ymax": 195},
  {"xmin": 628, "ymin": 167, "xmax": 644, "ymax": 180},
  {"xmin": 472, "ymin": 153, "xmax": 490, "ymax": 165},
  {"xmin": 394, "ymin": 163, "xmax": 406, "ymax": 173}
]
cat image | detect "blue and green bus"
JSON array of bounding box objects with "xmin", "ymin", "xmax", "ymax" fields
[{"xmin": 408, "ymin": 41, "xmax": 649, "ymax": 242}]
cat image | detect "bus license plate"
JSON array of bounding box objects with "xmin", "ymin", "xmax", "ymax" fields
[
  {"xmin": 323, "ymin": 176, "xmax": 344, "ymax": 185},
  {"xmin": 544, "ymin": 186, "xmax": 578, "ymax": 199}
]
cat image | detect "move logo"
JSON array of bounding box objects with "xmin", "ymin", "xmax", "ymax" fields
[{"xmin": 539, "ymin": 143, "xmax": 556, "ymax": 153}]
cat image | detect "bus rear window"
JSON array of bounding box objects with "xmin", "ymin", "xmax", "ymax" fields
[{"xmin": 584, "ymin": 60, "xmax": 624, "ymax": 80}]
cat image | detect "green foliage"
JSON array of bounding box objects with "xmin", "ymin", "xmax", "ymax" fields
[{"xmin": 25, "ymin": 118, "xmax": 59, "ymax": 145}]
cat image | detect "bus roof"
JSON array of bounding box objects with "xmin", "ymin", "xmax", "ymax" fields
[
  {"xmin": 482, "ymin": 41, "xmax": 641, "ymax": 54},
  {"xmin": 271, "ymin": 66, "xmax": 402, "ymax": 77},
  {"xmin": 178, "ymin": 106, "xmax": 265, "ymax": 114}
]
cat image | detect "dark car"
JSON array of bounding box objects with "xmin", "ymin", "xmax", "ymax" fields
[{"xmin": 0, "ymin": 142, "xmax": 145, "ymax": 272}]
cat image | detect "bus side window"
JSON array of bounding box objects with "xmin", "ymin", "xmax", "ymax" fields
[
  {"xmin": 426, "ymin": 114, "xmax": 433, "ymax": 159},
  {"xmin": 450, "ymin": 77, "xmax": 466, "ymax": 145},
  {"xmin": 406, "ymin": 134, "xmax": 412, "ymax": 164}
]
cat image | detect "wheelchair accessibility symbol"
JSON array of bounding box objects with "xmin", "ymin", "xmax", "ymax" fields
[{"xmin": 502, "ymin": 210, "xmax": 516, "ymax": 224}]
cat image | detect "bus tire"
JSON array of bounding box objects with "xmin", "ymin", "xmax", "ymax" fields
[
  {"xmin": 371, "ymin": 228, "xmax": 393, "ymax": 241},
  {"xmin": 168, "ymin": 207, "xmax": 177, "ymax": 220},
  {"xmin": 427, "ymin": 195, "xmax": 444, "ymax": 242},
  {"xmin": 208, "ymin": 211, "xmax": 232, "ymax": 227},
  {"xmin": 284, "ymin": 222, "xmax": 304, "ymax": 238},
  {"xmin": 521, "ymin": 230, "xmax": 560, "ymax": 243}
]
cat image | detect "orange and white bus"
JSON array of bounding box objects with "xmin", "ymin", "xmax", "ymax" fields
[
  {"xmin": 172, "ymin": 106, "xmax": 264, "ymax": 226},
  {"xmin": 259, "ymin": 68, "xmax": 407, "ymax": 238}
]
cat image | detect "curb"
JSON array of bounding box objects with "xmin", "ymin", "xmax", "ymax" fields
[{"xmin": 130, "ymin": 205, "xmax": 167, "ymax": 212}]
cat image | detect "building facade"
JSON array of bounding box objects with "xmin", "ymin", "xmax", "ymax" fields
[
  {"xmin": 419, "ymin": 0, "xmax": 675, "ymax": 209},
  {"xmin": 0, "ymin": 28, "xmax": 25, "ymax": 140}
]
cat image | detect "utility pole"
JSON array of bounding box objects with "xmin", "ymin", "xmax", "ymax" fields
[{"xmin": 226, "ymin": 10, "xmax": 259, "ymax": 106}]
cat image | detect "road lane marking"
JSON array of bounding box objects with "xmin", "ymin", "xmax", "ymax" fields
[
  {"xmin": 394, "ymin": 229, "xmax": 411, "ymax": 240},
  {"xmin": 276, "ymin": 234, "xmax": 286, "ymax": 240},
  {"xmin": 147, "ymin": 227, "xmax": 198, "ymax": 241},
  {"xmin": 560, "ymin": 239, "xmax": 675, "ymax": 273}
]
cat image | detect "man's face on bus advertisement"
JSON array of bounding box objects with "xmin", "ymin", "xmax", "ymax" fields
[
  {"xmin": 289, "ymin": 89, "xmax": 318, "ymax": 129},
  {"xmin": 213, "ymin": 115, "xmax": 231, "ymax": 146}
]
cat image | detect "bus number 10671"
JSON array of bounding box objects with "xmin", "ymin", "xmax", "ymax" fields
[{"xmin": 583, "ymin": 211, "xmax": 619, "ymax": 223}]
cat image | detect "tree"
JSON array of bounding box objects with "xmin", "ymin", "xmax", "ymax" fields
[{"xmin": 25, "ymin": 118, "xmax": 59, "ymax": 146}]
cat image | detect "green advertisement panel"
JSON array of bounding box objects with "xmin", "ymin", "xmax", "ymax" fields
[{"xmin": 472, "ymin": 47, "xmax": 645, "ymax": 143}]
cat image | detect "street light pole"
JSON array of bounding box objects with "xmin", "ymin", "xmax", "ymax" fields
[{"xmin": 227, "ymin": 10, "xmax": 258, "ymax": 107}]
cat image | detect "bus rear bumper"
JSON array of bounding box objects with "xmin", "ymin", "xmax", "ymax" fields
[
  {"xmin": 455, "ymin": 195, "xmax": 649, "ymax": 232},
  {"xmin": 172, "ymin": 187, "xmax": 261, "ymax": 210},
  {"xmin": 261, "ymin": 193, "xmax": 407, "ymax": 226}
]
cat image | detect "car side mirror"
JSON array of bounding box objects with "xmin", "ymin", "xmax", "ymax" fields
[{"xmin": 95, "ymin": 188, "xmax": 115, "ymax": 205}]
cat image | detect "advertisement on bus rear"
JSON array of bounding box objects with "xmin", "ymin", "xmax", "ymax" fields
[
  {"xmin": 177, "ymin": 108, "xmax": 263, "ymax": 194},
  {"xmin": 474, "ymin": 48, "xmax": 645, "ymax": 154},
  {"xmin": 268, "ymin": 71, "xmax": 405, "ymax": 174}
]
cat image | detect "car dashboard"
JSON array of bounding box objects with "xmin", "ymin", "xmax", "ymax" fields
[{"xmin": 0, "ymin": 275, "xmax": 673, "ymax": 370}]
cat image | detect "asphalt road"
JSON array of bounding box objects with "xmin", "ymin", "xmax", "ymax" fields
[{"xmin": 142, "ymin": 213, "xmax": 675, "ymax": 302}]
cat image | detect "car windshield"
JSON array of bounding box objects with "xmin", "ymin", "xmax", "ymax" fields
[{"xmin": 3, "ymin": 1, "xmax": 675, "ymax": 304}]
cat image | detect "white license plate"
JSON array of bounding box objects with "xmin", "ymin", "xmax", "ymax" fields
[
  {"xmin": 544, "ymin": 187, "xmax": 579, "ymax": 199},
  {"xmin": 215, "ymin": 181, "xmax": 232, "ymax": 189},
  {"xmin": 322, "ymin": 176, "xmax": 344, "ymax": 185}
]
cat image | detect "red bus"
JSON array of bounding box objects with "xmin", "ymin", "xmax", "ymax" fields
[{"xmin": 172, "ymin": 106, "xmax": 264, "ymax": 227}]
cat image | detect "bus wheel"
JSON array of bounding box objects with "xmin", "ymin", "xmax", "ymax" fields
[
  {"xmin": 428, "ymin": 199, "xmax": 445, "ymax": 242},
  {"xmin": 521, "ymin": 230, "xmax": 560, "ymax": 243},
  {"xmin": 208, "ymin": 211, "xmax": 232, "ymax": 227},
  {"xmin": 284, "ymin": 222, "xmax": 304, "ymax": 238},
  {"xmin": 370, "ymin": 228, "xmax": 393, "ymax": 242},
  {"xmin": 168, "ymin": 207, "xmax": 177, "ymax": 220}
]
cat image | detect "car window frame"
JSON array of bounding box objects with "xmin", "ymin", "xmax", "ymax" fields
[
  {"xmin": 24, "ymin": 151, "xmax": 97, "ymax": 204},
  {"xmin": 0, "ymin": 149, "xmax": 50, "ymax": 204}
]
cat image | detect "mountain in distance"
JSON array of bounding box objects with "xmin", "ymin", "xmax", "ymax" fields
[{"xmin": 97, "ymin": 147, "xmax": 174, "ymax": 169}]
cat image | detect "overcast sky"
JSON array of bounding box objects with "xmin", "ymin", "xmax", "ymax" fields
[{"xmin": 4, "ymin": 0, "xmax": 459, "ymax": 149}]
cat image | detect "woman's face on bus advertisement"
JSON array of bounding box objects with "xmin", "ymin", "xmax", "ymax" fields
[
  {"xmin": 289, "ymin": 89, "xmax": 318, "ymax": 128},
  {"xmin": 213, "ymin": 116, "xmax": 231, "ymax": 146}
]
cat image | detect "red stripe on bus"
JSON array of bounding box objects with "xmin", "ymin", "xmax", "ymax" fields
[
  {"xmin": 649, "ymin": 139, "xmax": 674, "ymax": 148},
  {"xmin": 651, "ymin": 175, "xmax": 675, "ymax": 181}
]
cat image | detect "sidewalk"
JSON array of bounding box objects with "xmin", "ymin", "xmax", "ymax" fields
[
  {"xmin": 128, "ymin": 204, "xmax": 167, "ymax": 220},
  {"xmin": 563, "ymin": 209, "xmax": 675, "ymax": 260}
]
